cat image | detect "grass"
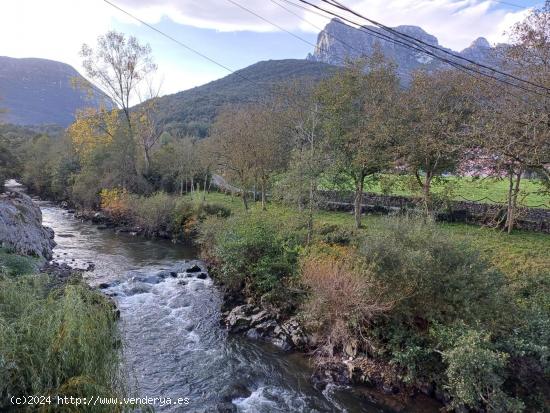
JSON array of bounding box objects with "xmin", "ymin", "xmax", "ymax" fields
[
  {"xmin": 192, "ymin": 192, "xmax": 550, "ymax": 279},
  {"xmin": 0, "ymin": 249, "xmax": 125, "ymax": 412},
  {"xmin": 321, "ymin": 175, "xmax": 550, "ymax": 208}
]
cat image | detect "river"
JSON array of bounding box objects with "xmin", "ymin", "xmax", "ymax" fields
[{"xmin": 39, "ymin": 200, "xmax": 402, "ymax": 413}]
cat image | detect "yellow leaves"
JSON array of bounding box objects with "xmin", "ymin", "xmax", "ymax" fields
[
  {"xmin": 68, "ymin": 107, "xmax": 119, "ymax": 158},
  {"xmin": 99, "ymin": 188, "xmax": 131, "ymax": 220}
]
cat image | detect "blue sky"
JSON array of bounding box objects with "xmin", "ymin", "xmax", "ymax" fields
[{"xmin": 0, "ymin": 0, "xmax": 542, "ymax": 98}]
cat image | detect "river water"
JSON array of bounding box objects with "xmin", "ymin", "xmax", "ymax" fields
[{"xmin": 39, "ymin": 201, "xmax": 396, "ymax": 413}]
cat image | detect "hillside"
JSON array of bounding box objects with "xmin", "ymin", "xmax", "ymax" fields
[
  {"xmin": 0, "ymin": 56, "xmax": 110, "ymax": 127},
  {"xmin": 149, "ymin": 59, "xmax": 337, "ymax": 137}
]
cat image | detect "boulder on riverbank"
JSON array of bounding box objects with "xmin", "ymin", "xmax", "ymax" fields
[
  {"xmin": 224, "ymin": 304, "xmax": 308, "ymax": 351},
  {"xmin": 0, "ymin": 191, "xmax": 56, "ymax": 259}
]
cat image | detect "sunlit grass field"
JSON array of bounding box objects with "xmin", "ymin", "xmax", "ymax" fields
[{"xmin": 321, "ymin": 175, "xmax": 550, "ymax": 208}]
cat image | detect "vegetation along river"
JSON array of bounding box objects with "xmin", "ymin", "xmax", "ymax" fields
[{"xmin": 40, "ymin": 201, "xmax": 399, "ymax": 413}]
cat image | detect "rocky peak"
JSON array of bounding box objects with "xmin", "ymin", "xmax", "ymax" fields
[
  {"xmin": 308, "ymin": 20, "xmax": 496, "ymax": 81},
  {"xmin": 469, "ymin": 37, "xmax": 491, "ymax": 49}
]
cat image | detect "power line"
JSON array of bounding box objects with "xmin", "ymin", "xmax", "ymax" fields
[
  {"xmin": 269, "ymin": 0, "xmax": 364, "ymax": 57},
  {"xmin": 102, "ymin": 0, "xmax": 259, "ymax": 87},
  {"xmin": 278, "ymin": 0, "xmax": 529, "ymax": 99},
  {"xmin": 224, "ymin": 0, "xmax": 318, "ymax": 49},
  {"xmin": 289, "ymin": 0, "xmax": 547, "ymax": 97},
  {"xmin": 321, "ymin": 0, "xmax": 550, "ymax": 94},
  {"xmin": 489, "ymin": 0, "xmax": 534, "ymax": 10}
]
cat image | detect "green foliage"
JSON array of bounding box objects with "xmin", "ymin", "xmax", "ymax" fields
[
  {"xmin": 433, "ymin": 326, "xmax": 524, "ymax": 413},
  {"xmin": 198, "ymin": 211, "xmax": 306, "ymax": 296},
  {"xmin": 196, "ymin": 202, "xmax": 231, "ymax": 218},
  {"xmin": 0, "ymin": 248, "xmax": 38, "ymax": 276},
  {"xmin": 315, "ymin": 223, "xmax": 356, "ymax": 245},
  {"xmin": 359, "ymin": 216, "xmax": 507, "ymax": 326},
  {"xmin": 0, "ymin": 274, "xmax": 123, "ymax": 412},
  {"xmin": 128, "ymin": 192, "xmax": 176, "ymax": 235}
]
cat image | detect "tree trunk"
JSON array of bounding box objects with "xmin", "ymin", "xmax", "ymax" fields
[
  {"xmin": 261, "ymin": 180, "xmax": 266, "ymax": 211},
  {"xmin": 179, "ymin": 178, "xmax": 183, "ymax": 196},
  {"xmin": 242, "ymin": 191, "xmax": 249, "ymax": 211},
  {"xmin": 203, "ymin": 173, "xmax": 208, "ymax": 201},
  {"xmin": 306, "ymin": 179, "xmax": 315, "ymax": 244},
  {"xmin": 354, "ymin": 173, "xmax": 365, "ymax": 229},
  {"xmin": 507, "ymin": 169, "xmax": 522, "ymax": 234},
  {"xmin": 422, "ymin": 171, "xmax": 433, "ymax": 216},
  {"xmin": 143, "ymin": 147, "xmax": 151, "ymax": 175}
]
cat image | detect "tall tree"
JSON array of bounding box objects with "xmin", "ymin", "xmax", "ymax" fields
[
  {"xmin": 273, "ymin": 80, "xmax": 326, "ymax": 242},
  {"xmin": 471, "ymin": 1, "xmax": 550, "ymax": 232},
  {"xmin": 133, "ymin": 80, "xmax": 163, "ymax": 176},
  {"xmin": 317, "ymin": 52, "xmax": 400, "ymax": 228},
  {"xmin": 210, "ymin": 107, "xmax": 259, "ymax": 210},
  {"xmin": 398, "ymin": 69, "xmax": 472, "ymax": 214},
  {"xmin": 80, "ymin": 31, "xmax": 157, "ymax": 131}
]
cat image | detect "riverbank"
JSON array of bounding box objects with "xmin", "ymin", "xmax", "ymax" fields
[
  {"xmin": 0, "ymin": 190, "xmax": 123, "ymax": 412},
  {"xmin": 29, "ymin": 188, "xmax": 550, "ymax": 412},
  {"xmin": 192, "ymin": 192, "xmax": 550, "ymax": 413}
]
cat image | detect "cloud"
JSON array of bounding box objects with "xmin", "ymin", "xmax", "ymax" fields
[
  {"xmin": 114, "ymin": 0, "xmax": 530, "ymax": 49},
  {"xmin": 0, "ymin": 0, "xmax": 113, "ymax": 71},
  {"xmin": 0, "ymin": 0, "xmax": 533, "ymax": 98}
]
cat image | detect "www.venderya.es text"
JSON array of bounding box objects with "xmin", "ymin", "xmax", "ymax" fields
[{"xmin": 11, "ymin": 395, "xmax": 191, "ymax": 407}]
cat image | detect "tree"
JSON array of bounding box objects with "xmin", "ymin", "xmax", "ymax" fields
[
  {"xmin": 80, "ymin": 31, "xmax": 157, "ymax": 131},
  {"xmin": 273, "ymin": 80, "xmax": 327, "ymax": 242},
  {"xmin": 133, "ymin": 82, "xmax": 163, "ymax": 176},
  {"xmin": 398, "ymin": 69, "xmax": 472, "ymax": 215},
  {"xmin": 210, "ymin": 107, "xmax": 258, "ymax": 210},
  {"xmin": 469, "ymin": 1, "xmax": 550, "ymax": 232},
  {"xmin": 68, "ymin": 107, "xmax": 119, "ymax": 159},
  {"xmin": 317, "ymin": 52, "xmax": 400, "ymax": 228},
  {"xmin": 249, "ymin": 103, "xmax": 291, "ymax": 210}
]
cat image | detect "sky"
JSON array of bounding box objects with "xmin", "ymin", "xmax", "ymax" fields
[{"xmin": 0, "ymin": 0, "xmax": 541, "ymax": 98}]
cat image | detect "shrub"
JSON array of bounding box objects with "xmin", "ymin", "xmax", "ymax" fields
[
  {"xmin": 99, "ymin": 188, "xmax": 132, "ymax": 222},
  {"xmin": 433, "ymin": 325, "xmax": 524, "ymax": 413},
  {"xmin": 197, "ymin": 211, "xmax": 306, "ymax": 297},
  {"xmin": 316, "ymin": 223, "xmax": 356, "ymax": 245},
  {"xmin": 0, "ymin": 275, "xmax": 123, "ymax": 412},
  {"xmin": 170, "ymin": 197, "xmax": 196, "ymax": 237},
  {"xmin": 0, "ymin": 248, "xmax": 37, "ymax": 276},
  {"xmin": 359, "ymin": 216, "xmax": 507, "ymax": 327},
  {"xmin": 125, "ymin": 192, "xmax": 176, "ymax": 234},
  {"xmin": 197, "ymin": 202, "xmax": 231, "ymax": 218},
  {"xmin": 300, "ymin": 246, "xmax": 392, "ymax": 356}
]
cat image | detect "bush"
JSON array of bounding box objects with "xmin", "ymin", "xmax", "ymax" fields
[
  {"xmin": 197, "ymin": 211, "xmax": 306, "ymax": 297},
  {"xmin": 0, "ymin": 275, "xmax": 123, "ymax": 412},
  {"xmin": 198, "ymin": 202, "xmax": 231, "ymax": 218},
  {"xmin": 0, "ymin": 248, "xmax": 37, "ymax": 276},
  {"xmin": 316, "ymin": 223, "xmax": 356, "ymax": 245},
  {"xmin": 297, "ymin": 216, "xmax": 546, "ymax": 411},
  {"xmin": 129, "ymin": 192, "xmax": 176, "ymax": 235},
  {"xmin": 300, "ymin": 246, "xmax": 391, "ymax": 356},
  {"xmin": 433, "ymin": 325, "xmax": 524, "ymax": 412},
  {"xmin": 359, "ymin": 216, "xmax": 507, "ymax": 327},
  {"xmin": 99, "ymin": 188, "xmax": 133, "ymax": 222}
]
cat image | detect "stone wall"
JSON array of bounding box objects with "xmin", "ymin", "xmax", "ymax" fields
[{"xmin": 319, "ymin": 191, "xmax": 550, "ymax": 234}]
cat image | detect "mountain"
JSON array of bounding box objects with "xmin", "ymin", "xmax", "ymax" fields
[
  {"xmin": 148, "ymin": 59, "xmax": 337, "ymax": 137},
  {"xmin": 0, "ymin": 56, "xmax": 110, "ymax": 127},
  {"xmin": 307, "ymin": 19, "xmax": 495, "ymax": 81}
]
